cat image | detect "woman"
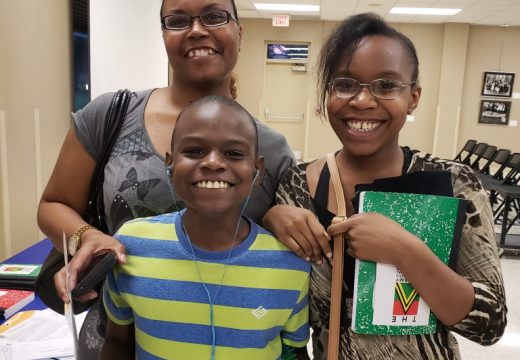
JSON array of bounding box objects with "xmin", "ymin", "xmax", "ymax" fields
[
  {"xmin": 264, "ymin": 13, "xmax": 506, "ymax": 359},
  {"xmin": 37, "ymin": 0, "xmax": 293, "ymax": 357}
]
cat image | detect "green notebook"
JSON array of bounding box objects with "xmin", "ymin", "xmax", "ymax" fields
[{"xmin": 351, "ymin": 191, "xmax": 466, "ymax": 335}]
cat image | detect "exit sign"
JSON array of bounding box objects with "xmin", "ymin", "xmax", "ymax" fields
[{"xmin": 272, "ymin": 15, "xmax": 290, "ymax": 27}]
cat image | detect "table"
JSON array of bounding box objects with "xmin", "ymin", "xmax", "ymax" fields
[{"xmin": 2, "ymin": 239, "xmax": 53, "ymax": 313}]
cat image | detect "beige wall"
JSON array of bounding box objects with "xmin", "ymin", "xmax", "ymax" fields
[
  {"xmin": 0, "ymin": 0, "xmax": 71, "ymax": 257},
  {"xmin": 459, "ymin": 26, "xmax": 520, "ymax": 153},
  {"xmin": 1, "ymin": 7, "xmax": 519, "ymax": 258},
  {"xmin": 237, "ymin": 19, "xmax": 519, "ymax": 161}
]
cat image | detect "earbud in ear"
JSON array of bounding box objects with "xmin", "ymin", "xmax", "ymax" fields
[
  {"xmin": 253, "ymin": 169, "xmax": 260, "ymax": 181},
  {"xmin": 166, "ymin": 164, "xmax": 173, "ymax": 176}
]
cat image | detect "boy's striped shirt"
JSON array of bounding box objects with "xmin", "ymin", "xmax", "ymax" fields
[{"xmin": 104, "ymin": 211, "xmax": 310, "ymax": 359}]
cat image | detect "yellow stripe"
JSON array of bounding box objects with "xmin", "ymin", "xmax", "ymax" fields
[
  {"xmin": 249, "ymin": 233, "xmax": 291, "ymax": 251},
  {"xmin": 125, "ymin": 294, "xmax": 292, "ymax": 330},
  {"xmin": 105, "ymin": 310, "xmax": 134, "ymax": 326},
  {"xmin": 282, "ymin": 338, "xmax": 309, "ymax": 348},
  {"xmin": 282, "ymin": 305, "xmax": 309, "ymax": 333},
  {"xmin": 118, "ymin": 220, "xmax": 177, "ymax": 241},
  {"xmin": 124, "ymin": 256, "xmax": 308, "ymax": 291},
  {"xmin": 136, "ymin": 327, "xmax": 282, "ymax": 360}
]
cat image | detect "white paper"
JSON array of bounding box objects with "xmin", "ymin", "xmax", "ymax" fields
[
  {"xmin": 62, "ymin": 232, "xmax": 79, "ymax": 356},
  {"xmin": 0, "ymin": 308, "xmax": 86, "ymax": 360},
  {"xmin": 372, "ymin": 264, "xmax": 430, "ymax": 326}
]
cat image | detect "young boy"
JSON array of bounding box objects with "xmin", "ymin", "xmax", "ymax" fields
[{"xmin": 101, "ymin": 95, "xmax": 310, "ymax": 360}]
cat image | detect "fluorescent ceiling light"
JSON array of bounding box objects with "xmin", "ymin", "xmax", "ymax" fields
[
  {"xmin": 390, "ymin": 7, "xmax": 461, "ymax": 16},
  {"xmin": 254, "ymin": 3, "xmax": 320, "ymax": 12}
]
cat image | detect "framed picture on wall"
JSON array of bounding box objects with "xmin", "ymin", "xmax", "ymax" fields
[
  {"xmin": 478, "ymin": 99, "xmax": 511, "ymax": 125},
  {"xmin": 481, "ymin": 71, "xmax": 515, "ymax": 97}
]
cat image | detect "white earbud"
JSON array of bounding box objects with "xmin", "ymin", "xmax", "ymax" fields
[{"xmin": 166, "ymin": 164, "xmax": 173, "ymax": 176}]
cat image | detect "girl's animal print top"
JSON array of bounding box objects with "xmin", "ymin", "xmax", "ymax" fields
[{"xmin": 276, "ymin": 149, "xmax": 507, "ymax": 360}]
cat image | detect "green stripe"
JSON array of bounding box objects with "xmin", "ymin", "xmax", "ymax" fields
[
  {"xmin": 283, "ymin": 306, "xmax": 309, "ymax": 333},
  {"xmin": 136, "ymin": 327, "xmax": 282, "ymax": 359},
  {"xmin": 249, "ymin": 234, "xmax": 291, "ymax": 251},
  {"xmin": 118, "ymin": 221, "xmax": 177, "ymax": 241},
  {"xmin": 124, "ymin": 294, "xmax": 292, "ymax": 330},
  {"xmin": 124, "ymin": 256, "xmax": 308, "ymax": 290}
]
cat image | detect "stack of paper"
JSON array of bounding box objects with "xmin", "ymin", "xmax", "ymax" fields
[{"xmin": 0, "ymin": 308, "xmax": 86, "ymax": 360}]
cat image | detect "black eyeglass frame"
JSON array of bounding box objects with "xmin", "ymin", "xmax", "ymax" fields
[
  {"xmin": 161, "ymin": 10, "xmax": 237, "ymax": 30},
  {"xmin": 329, "ymin": 77, "xmax": 417, "ymax": 100}
]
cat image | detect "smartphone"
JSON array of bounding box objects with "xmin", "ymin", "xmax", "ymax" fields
[{"xmin": 71, "ymin": 252, "xmax": 117, "ymax": 299}]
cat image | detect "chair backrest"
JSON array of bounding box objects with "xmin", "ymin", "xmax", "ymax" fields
[
  {"xmin": 492, "ymin": 152, "xmax": 520, "ymax": 184},
  {"xmin": 461, "ymin": 141, "xmax": 486, "ymax": 165},
  {"xmin": 485, "ymin": 149, "xmax": 511, "ymax": 177},
  {"xmin": 503, "ymin": 153, "xmax": 520, "ymax": 185},
  {"xmin": 454, "ymin": 139, "xmax": 477, "ymax": 162},
  {"xmin": 472, "ymin": 145, "xmax": 497, "ymax": 172}
]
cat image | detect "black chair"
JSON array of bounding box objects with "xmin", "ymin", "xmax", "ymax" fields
[
  {"xmin": 454, "ymin": 139, "xmax": 477, "ymax": 164},
  {"xmin": 479, "ymin": 147, "xmax": 506, "ymax": 175},
  {"xmin": 467, "ymin": 142, "xmax": 490, "ymax": 168},
  {"xmin": 487, "ymin": 153, "xmax": 520, "ymax": 216},
  {"xmin": 477, "ymin": 150, "xmax": 512, "ymax": 190},
  {"xmin": 488, "ymin": 182, "xmax": 520, "ymax": 251}
]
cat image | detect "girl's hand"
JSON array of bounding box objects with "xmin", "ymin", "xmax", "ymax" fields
[
  {"xmin": 263, "ymin": 205, "xmax": 331, "ymax": 263},
  {"xmin": 327, "ymin": 213, "xmax": 416, "ymax": 265},
  {"xmin": 55, "ymin": 231, "xmax": 126, "ymax": 303}
]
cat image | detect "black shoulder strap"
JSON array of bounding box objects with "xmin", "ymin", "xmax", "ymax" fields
[{"xmin": 85, "ymin": 89, "xmax": 131, "ymax": 233}]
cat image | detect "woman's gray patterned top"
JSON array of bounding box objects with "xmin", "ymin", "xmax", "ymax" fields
[
  {"xmin": 276, "ymin": 149, "xmax": 507, "ymax": 360},
  {"xmin": 73, "ymin": 89, "xmax": 295, "ymax": 234}
]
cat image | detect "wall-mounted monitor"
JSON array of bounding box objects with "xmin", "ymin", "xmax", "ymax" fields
[{"xmin": 266, "ymin": 43, "xmax": 309, "ymax": 63}]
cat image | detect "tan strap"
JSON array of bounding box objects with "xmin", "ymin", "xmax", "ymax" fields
[{"xmin": 326, "ymin": 153, "xmax": 347, "ymax": 360}]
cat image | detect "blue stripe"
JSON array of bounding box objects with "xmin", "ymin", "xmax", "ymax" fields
[
  {"xmin": 117, "ymin": 235, "xmax": 310, "ymax": 272},
  {"xmin": 104, "ymin": 274, "xmax": 133, "ymax": 321},
  {"xmin": 292, "ymin": 295, "xmax": 308, "ymax": 315},
  {"xmin": 118, "ymin": 273, "xmax": 301, "ymax": 309},
  {"xmin": 282, "ymin": 323, "xmax": 310, "ymax": 343},
  {"xmin": 117, "ymin": 236, "xmax": 185, "ymax": 259},
  {"xmin": 235, "ymin": 250, "xmax": 310, "ymax": 272},
  {"xmin": 135, "ymin": 313, "xmax": 283, "ymax": 348},
  {"xmin": 135, "ymin": 343, "xmax": 162, "ymax": 360}
]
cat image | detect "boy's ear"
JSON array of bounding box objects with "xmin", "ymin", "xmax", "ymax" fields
[
  {"xmin": 254, "ymin": 156, "xmax": 265, "ymax": 184},
  {"xmin": 165, "ymin": 152, "xmax": 173, "ymax": 167},
  {"xmin": 165, "ymin": 152, "xmax": 174, "ymax": 175}
]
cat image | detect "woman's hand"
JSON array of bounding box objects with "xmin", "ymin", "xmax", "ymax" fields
[
  {"xmin": 327, "ymin": 212, "xmax": 415, "ymax": 265},
  {"xmin": 263, "ymin": 205, "xmax": 331, "ymax": 263},
  {"xmin": 55, "ymin": 230, "xmax": 126, "ymax": 304}
]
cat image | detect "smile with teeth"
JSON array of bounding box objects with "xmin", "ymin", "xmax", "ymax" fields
[
  {"xmin": 346, "ymin": 120, "xmax": 382, "ymax": 132},
  {"xmin": 195, "ymin": 180, "xmax": 231, "ymax": 189},
  {"xmin": 187, "ymin": 48, "xmax": 216, "ymax": 58}
]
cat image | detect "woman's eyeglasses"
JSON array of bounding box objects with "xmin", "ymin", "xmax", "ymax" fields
[
  {"xmin": 161, "ymin": 10, "xmax": 237, "ymax": 30},
  {"xmin": 329, "ymin": 78, "xmax": 416, "ymax": 100}
]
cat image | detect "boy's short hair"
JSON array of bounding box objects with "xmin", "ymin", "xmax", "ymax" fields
[{"xmin": 172, "ymin": 95, "xmax": 258, "ymax": 155}]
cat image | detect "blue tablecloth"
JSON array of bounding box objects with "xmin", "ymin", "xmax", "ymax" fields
[{"xmin": 2, "ymin": 239, "xmax": 53, "ymax": 313}]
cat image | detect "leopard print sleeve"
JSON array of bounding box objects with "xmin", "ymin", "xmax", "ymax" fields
[
  {"xmin": 275, "ymin": 163, "xmax": 314, "ymax": 210},
  {"xmin": 408, "ymin": 151, "xmax": 507, "ymax": 345},
  {"xmin": 446, "ymin": 164, "xmax": 507, "ymax": 345}
]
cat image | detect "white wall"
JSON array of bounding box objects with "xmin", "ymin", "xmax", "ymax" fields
[{"xmin": 90, "ymin": 0, "xmax": 168, "ymax": 98}]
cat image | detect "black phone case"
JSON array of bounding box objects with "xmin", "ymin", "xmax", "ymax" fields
[{"xmin": 71, "ymin": 253, "xmax": 117, "ymax": 299}]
